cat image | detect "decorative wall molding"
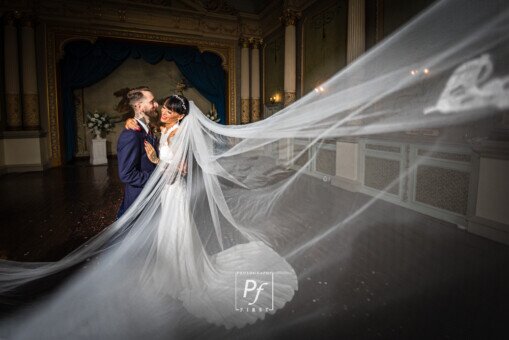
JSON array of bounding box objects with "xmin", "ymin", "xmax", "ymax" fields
[
  {"xmin": 359, "ymin": 140, "xmax": 473, "ymax": 225},
  {"xmin": 300, "ymin": 0, "xmax": 348, "ymax": 95},
  {"xmin": 282, "ymin": 137, "xmax": 476, "ymax": 227},
  {"xmin": 239, "ymin": 15, "xmax": 262, "ymax": 38}
]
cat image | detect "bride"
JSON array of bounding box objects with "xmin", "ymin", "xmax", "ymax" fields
[
  {"xmin": 126, "ymin": 94, "xmax": 298, "ymax": 329},
  {"xmin": 0, "ymin": 95, "xmax": 300, "ymax": 339}
]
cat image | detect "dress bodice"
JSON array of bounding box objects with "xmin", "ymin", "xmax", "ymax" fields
[{"xmin": 159, "ymin": 125, "xmax": 179, "ymax": 162}]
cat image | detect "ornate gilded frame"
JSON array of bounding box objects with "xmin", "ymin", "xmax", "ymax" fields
[{"xmin": 45, "ymin": 24, "xmax": 237, "ymax": 166}]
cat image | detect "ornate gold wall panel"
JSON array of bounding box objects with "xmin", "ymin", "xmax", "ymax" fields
[
  {"xmin": 45, "ymin": 25, "xmax": 237, "ymax": 166},
  {"xmin": 22, "ymin": 94, "xmax": 40, "ymax": 130},
  {"xmin": 5, "ymin": 94, "xmax": 22, "ymax": 130},
  {"xmin": 241, "ymin": 99, "xmax": 250, "ymax": 124},
  {"xmin": 251, "ymin": 98, "xmax": 260, "ymax": 122},
  {"xmin": 284, "ymin": 91, "xmax": 295, "ymax": 107}
]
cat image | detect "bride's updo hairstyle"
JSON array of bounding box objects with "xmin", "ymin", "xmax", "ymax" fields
[{"xmin": 163, "ymin": 94, "xmax": 190, "ymax": 123}]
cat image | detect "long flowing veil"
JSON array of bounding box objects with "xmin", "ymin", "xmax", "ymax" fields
[{"xmin": 1, "ymin": 0, "xmax": 509, "ymax": 338}]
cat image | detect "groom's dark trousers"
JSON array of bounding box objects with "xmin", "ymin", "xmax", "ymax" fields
[{"xmin": 116, "ymin": 128, "xmax": 158, "ymax": 219}]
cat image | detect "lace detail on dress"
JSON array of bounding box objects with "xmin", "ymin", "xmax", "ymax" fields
[{"xmin": 159, "ymin": 125, "xmax": 179, "ymax": 162}]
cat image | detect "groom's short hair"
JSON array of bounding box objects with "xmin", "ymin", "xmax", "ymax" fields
[{"xmin": 127, "ymin": 86, "xmax": 151, "ymax": 107}]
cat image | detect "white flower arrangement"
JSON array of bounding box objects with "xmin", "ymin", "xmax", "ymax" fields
[
  {"xmin": 86, "ymin": 110, "xmax": 115, "ymax": 136},
  {"xmin": 205, "ymin": 104, "xmax": 221, "ymax": 123}
]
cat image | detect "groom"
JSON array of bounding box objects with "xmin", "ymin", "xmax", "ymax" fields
[{"xmin": 116, "ymin": 86, "xmax": 159, "ymax": 218}]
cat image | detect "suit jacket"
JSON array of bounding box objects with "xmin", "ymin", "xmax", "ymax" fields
[{"xmin": 116, "ymin": 127, "xmax": 158, "ymax": 218}]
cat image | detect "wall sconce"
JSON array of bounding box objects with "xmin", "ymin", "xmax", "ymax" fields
[
  {"xmin": 410, "ymin": 68, "xmax": 431, "ymax": 76},
  {"xmin": 314, "ymin": 85, "xmax": 325, "ymax": 93},
  {"xmin": 269, "ymin": 92, "xmax": 282, "ymax": 104}
]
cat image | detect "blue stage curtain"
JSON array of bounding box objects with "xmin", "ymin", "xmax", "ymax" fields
[{"xmin": 60, "ymin": 40, "xmax": 226, "ymax": 162}]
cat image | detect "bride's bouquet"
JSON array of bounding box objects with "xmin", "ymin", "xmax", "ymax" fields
[{"xmin": 86, "ymin": 110, "xmax": 115, "ymax": 137}]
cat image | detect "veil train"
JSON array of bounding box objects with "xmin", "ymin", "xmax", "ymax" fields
[{"xmin": 1, "ymin": 0, "xmax": 509, "ymax": 338}]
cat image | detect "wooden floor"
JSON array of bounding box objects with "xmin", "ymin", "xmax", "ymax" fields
[
  {"xmin": 0, "ymin": 160, "xmax": 508, "ymax": 339},
  {"xmin": 0, "ymin": 159, "xmax": 122, "ymax": 262}
]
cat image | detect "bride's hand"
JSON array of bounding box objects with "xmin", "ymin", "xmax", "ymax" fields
[
  {"xmin": 144, "ymin": 141, "xmax": 159, "ymax": 164},
  {"xmin": 125, "ymin": 118, "xmax": 140, "ymax": 131}
]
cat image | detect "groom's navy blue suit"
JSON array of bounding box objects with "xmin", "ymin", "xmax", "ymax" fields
[{"xmin": 116, "ymin": 124, "xmax": 158, "ymax": 218}]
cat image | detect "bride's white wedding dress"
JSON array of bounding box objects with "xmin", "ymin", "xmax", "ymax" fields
[{"xmin": 150, "ymin": 125, "xmax": 298, "ymax": 329}]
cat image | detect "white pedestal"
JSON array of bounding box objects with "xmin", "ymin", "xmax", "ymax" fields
[{"xmin": 90, "ymin": 138, "xmax": 108, "ymax": 165}]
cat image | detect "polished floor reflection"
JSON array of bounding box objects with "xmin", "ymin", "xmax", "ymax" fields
[
  {"xmin": 0, "ymin": 161, "xmax": 508, "ymax": 339},
  {"xmin": 0, "ymin": 160, "xmax": 121, "ymax": 261}
]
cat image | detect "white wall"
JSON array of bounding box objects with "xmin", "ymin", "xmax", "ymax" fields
[
  {"xmin": 476, "ymin": 158, "xmax": 509, "ymax": 225},
  {"xmin": 336, "ymin": 141, "xmax": 359, "ymax": 181},
  {"xmin": 1, "ymin": 137, "xmax": 45, "ymax": 169}
]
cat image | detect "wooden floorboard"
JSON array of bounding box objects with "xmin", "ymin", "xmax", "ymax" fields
[
  {"xmin": 0, "ymin": 160, "xmax": 508, "ymax": 339},
  {"xmin": 0, "ymin": 160, "xmax": 122, "ymax": 261}
]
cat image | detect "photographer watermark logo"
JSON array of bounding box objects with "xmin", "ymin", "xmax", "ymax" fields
[{"xmin": 235, "ymin": 271, "xmax": 274, "ymax": 312}]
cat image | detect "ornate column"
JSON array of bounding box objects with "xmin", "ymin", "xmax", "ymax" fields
[
  {"xmin": 3, "ymin": 12, "xmax": 22, "ymax": 130},
  {"xmin": 281, "ymin": 9, "xmax": 299, "ymax": 107},
  {"xmin": 347, "ymin": 0, "xmax": 366, "ymax": 64},
  {"xmin": 250, "ymin": 38, "xmax": 262, "ymax": 122},
  {"xmin": 334, "ymin": 0, "xmax": 366, "ymax": 194},
  {"xmin": 20, "ymin": 14, "xmax": 40, "ymax": 130},
  {"xmin": 240, "ymin": 37, "xmax": 251, "ymax": 124}
]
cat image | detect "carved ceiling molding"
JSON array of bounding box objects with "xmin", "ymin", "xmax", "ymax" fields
[
  {"xmin": 7, "ymin": 0, "xmax": 241, "ymax": 40},
  {"xmin": 125, "ymin": 0, "xmax": 239, "ymax": 15},
  {"xmin": 0, "ymin": 0, "xmax": 317, "ymax": 38},
  {"xmin": 240, "ymin": 21, "xmax": 262, "ymax": 38},
  {"xmin": 127, "ymin": 0, "xmax": 172, "ymax": 6},
  {"xmin": 202, "ymin": 0, "xmax": 238, "ymax": 15}
]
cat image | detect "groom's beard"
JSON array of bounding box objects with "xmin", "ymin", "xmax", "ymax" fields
[
  {"xmin": 145, "ymin": 108, "xmax": 159, "ymax": 120},
  {"xmin": 145, "ymin": 108, "xmax": 161, "ymax": 131}
]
